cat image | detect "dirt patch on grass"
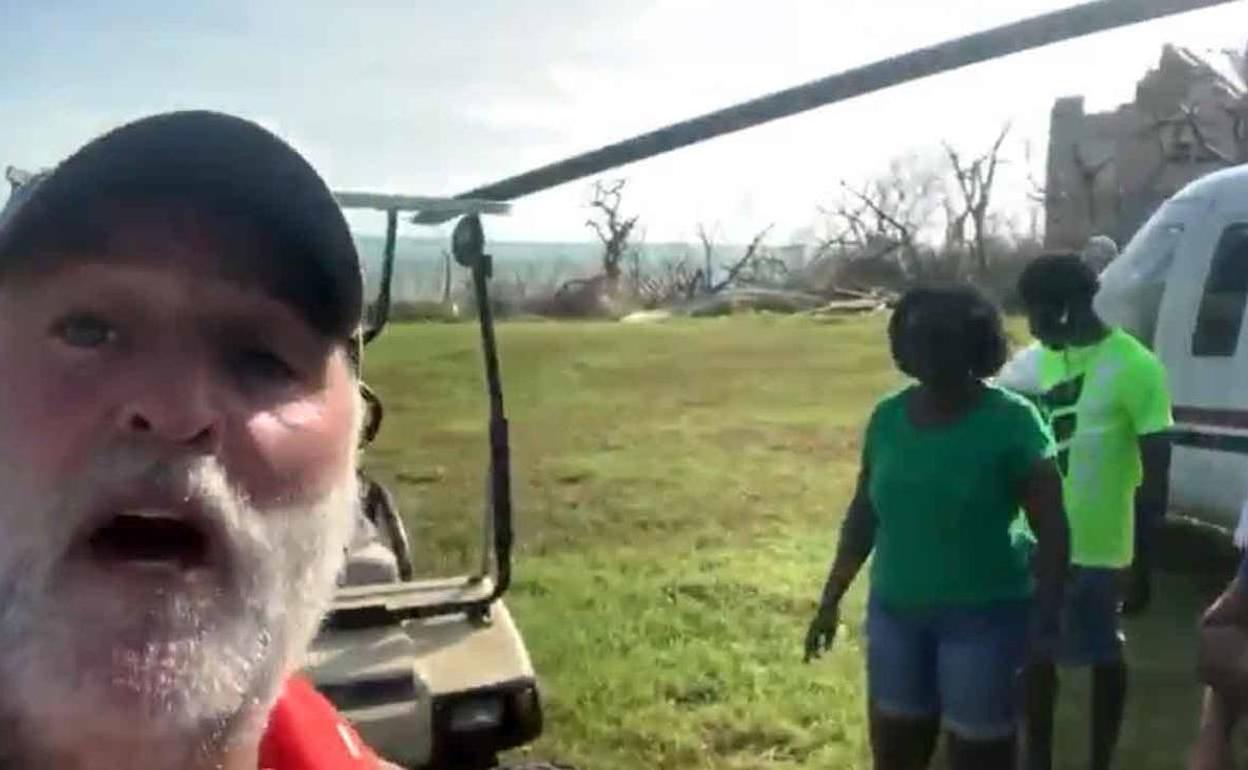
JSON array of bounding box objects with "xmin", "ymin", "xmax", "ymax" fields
[
  {"xmin": 702, "ymin": 423, "xmax": 858, "ymax": 462},
  {"xmin": 661, "ymin": 579, "xmax": 808, "ymax": 616},
  {"xmin": 701, "ymin": 719, "xmax": 814, "ymax": 764},
  {"xmin": 662, "ymin": 677, "xmax": 727, "ymax": 708},
  {"xmin": 395, "ymin": 467, "xmax": 446, "ymax": 485}
]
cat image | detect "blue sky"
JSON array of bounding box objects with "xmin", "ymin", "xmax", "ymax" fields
[{"xmin": 2, "ymin": 1, "xmax": 1245, "ymax": 242}]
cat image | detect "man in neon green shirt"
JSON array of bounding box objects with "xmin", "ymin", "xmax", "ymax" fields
[{"xmin": 1016, "ymin": 253, "xmax": 1173, "ymax": 770}]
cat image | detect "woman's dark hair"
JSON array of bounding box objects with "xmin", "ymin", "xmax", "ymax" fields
[
  {"xmin": 1017, "ymin": 252, "xmax": 1099, "ymax": 308},
  {"xmin": 888, "ymin": 283, "xmax": 1009, "ymax": 382}
]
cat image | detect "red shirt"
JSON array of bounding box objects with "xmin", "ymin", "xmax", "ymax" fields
[{"xmin": 258, "ymin": 676, "xmax": 382, "ymax": 770}]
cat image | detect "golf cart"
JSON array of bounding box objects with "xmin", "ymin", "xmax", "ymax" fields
[{"xmin": 304, "ymin": 192, "xmax": 549, "ymax": 769}]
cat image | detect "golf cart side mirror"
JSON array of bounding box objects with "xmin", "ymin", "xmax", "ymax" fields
[{"xmin": 452, "ymin": 213, "xmax": 487, "ymax": 271}]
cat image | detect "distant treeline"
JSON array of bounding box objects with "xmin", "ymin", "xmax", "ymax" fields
[{"xmin": 355, "ymin": 235, "xmax": 759, "ymax": 303}]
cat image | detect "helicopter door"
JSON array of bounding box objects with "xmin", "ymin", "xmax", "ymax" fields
[{"xmin": 1158, "ymin": 209, "xmax": 1248, "ymax": 527}]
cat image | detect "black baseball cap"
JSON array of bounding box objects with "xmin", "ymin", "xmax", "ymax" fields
[{"xmin": 0, "ymin": 110, "xmax": 363, "ymax": 341}]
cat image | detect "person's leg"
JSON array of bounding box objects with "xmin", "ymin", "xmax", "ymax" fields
[
  {"xmin": 1191, "ymin": 613, "xmax": 1248, "ymax": 769},
  {"xmin": 946, "ymin": 732, "xmax": 1017, "ymax": 770},
  {"xmin": 1091, "ymin": 659, "xmax": 1127, "ymax": 770},
  {"xmin": 1023, "ymin": 567, "xmax": 1092, "ymax": 770},
  {"xmin": 870, "ymin": 707, "xmax": 941, "ymax": 770},
  {"xmin": 865, "ymin": 597, "xmax": 941, "ymax": 770},
  {"xmin": 1021, "ymin": 660, "xmax": 1058, "ymax": 770},
  {"xmin": 938, "ymin": 599, "xmax": 1031, "ymax": 770},
  {"xmin": 1188, "ymin": 688, "xmax": 1241, "ymax": 770},
  {"xmin": 1080, "ymin": 569, "xmax": 1129, "ymax": 770}
]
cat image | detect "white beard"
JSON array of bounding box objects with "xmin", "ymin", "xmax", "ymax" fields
[{"xmin": 0, "ymin": 446, "xmax": 359, "ymax": 770}]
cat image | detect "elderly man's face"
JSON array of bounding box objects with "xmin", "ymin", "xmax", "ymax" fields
[{"xmin": 0, "ymin": 200, "xmax": 360, "ymax": 757}]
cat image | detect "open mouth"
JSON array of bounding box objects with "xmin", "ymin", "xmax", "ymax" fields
[{"xmin": 87, "ymin": 511, "xmax": 211, "ymax": 569}]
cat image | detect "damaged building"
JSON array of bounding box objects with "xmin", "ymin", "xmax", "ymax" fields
[{"xmin": 1045, "ymin": 43, "xmax": 1247, "ymax": 250}]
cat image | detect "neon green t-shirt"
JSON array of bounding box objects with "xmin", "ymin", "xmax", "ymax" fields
[
  {"xmin": 1034, "ymin": 328, "xmax": 1173, "ymax": 568},
  {"xmin": 865, "ymin": 385, "xmax": 1055, "ymax": 608}
]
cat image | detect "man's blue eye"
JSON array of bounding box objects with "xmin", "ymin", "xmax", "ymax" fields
[{"xmin": 53, "ymin": 314, "xmax": 117, "ymax": 349}]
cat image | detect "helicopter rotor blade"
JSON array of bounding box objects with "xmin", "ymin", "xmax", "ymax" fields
[{"xmin": 432, "ymin": 0, "xmax": 1234, "ymax": 213}]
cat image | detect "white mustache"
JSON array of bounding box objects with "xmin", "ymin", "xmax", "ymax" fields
[{"xmin": 47, "ymin": 448, "xmax": 252, "ymax": 562}]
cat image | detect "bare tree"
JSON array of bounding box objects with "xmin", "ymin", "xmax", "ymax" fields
[
  {"xmin": 844, "ymin": 182, "xmax": 923, "ymax": 274},
  {"xmin": 585, "ymin": 178, "xmax": 639, "ymax": 293},
  {"xmin": 1022, "ymin": 139, "xmax": 1048, "ymax": 204},
  {"xmin": 440, "ymin": 249, "xmax": 454, "ymax": 306},
  {"xmin": 816, "ymin": 155, "xmax": 944, "ymax": 281},
  {"xmin": 1139, "ymin": 49, "xmax": 1247, "ymax": 170},
  {"xmin": 710, "ymin": 225, "xmax": 774, "ymax": 293},
  {"xmin": 1022, "ymin": 139, "xmax": 1049, "ymax": 243},
  {"xmin": 1165, "ymin": 103, "xmax": 1237, "ymax": 164},
  {"xmin": 1130, "ymin": 88, "xmax": 1245, "ymax": 215},
  {"xmin": 634, "ymin": 254, "xmax": 705, "ymax": 308},
  {"xmin": 696, "ymin": 223, "xmax": 717, "ymax": 292},
  {"xmin": 507, "ymin": 260, "xmax": 551, "ymax": 302},
  {"xmin": 735, "ymin": 247, "xmax": 790, "ymax": 288},
  {"xmin": 1220, "ymin": 46, "xmax": 1248, "ymax": 162},
  {"xmin": 1225, "ymin": 98, "xmax": 1248, "ymax": 163},
  {"xmin": 943, "ymin": 123, "xmax": 1011, "ymax": 278}
]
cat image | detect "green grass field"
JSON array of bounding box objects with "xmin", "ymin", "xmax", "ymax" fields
[{"xmin": 362, "ymin": 315, "xmax": 1241, "ymax": 770}]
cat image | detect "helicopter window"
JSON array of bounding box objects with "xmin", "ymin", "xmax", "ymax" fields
[{"xmin": 1192, "ymin": 223, "xmax": 1248, "ymax": 358}]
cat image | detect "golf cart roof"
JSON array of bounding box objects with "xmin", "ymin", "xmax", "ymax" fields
[
  {"xmin": 6, "ymin": 167, "xmax": 507, "ymax": 221},
  {"xmin": 332, "ymin": 191, "xmax": 510, "ymax": 221}
]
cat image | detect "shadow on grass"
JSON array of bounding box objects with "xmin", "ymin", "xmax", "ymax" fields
[
  {"xmin": 916, "ymin": 518, "xmax": 1242, "ymax": 770},
  {"xmin": 1045, "ymin": 518, "xmax": 1240, "ymax": 770}
]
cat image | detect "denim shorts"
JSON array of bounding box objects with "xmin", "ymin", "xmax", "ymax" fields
[
  {"xmin": 865, "ymin": 594, "xmax": 1030, "ymax": 741},
  {"xmin": 1055, "ymin": 566, "xmax": 1126, "ymax": 666}
]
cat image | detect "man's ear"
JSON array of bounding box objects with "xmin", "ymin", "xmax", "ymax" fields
[
  {"xmin": 347, "ymin": 331, "xmax": 362, "ymax": 372},
  {"xmin": 358, "ymin": 382, "xmax": 382, "ymax": 449}
]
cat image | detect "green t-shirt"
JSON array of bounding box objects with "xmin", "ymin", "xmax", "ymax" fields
[
  {"xmin": 865, "ymin": 384, "xmax": 1055, "ymax": 609},
  {"xmin": 1034, "ymin": 328, "xmax": 1174, "ymax": 568}
]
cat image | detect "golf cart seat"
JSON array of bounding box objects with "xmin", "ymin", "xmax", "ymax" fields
[
  {"xmin": 337, "ymin": 471, "xmax": 415, "ymax": 587},
  {"xmin": 340, "ymin": 512, "xmax": 402, "ymax": 586}
]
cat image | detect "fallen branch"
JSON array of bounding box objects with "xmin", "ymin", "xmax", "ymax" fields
[{"xmin": 710, "ymin": 224, "xmax": 774, "ymax": 293}]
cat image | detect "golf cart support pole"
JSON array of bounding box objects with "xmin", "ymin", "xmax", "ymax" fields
[
  {"xmin": 412, "ymin": 0, "xmax": 1233, "ymax": 216},
  {"xmin": 362, "ymin": 209, "xmax": 398, "ymax": 345},
  {"xmin": 448, "ymin": 212, "xmax": 515, "ymax": 606},
  {"xmin": 411, "ymin": 213, "xmax": 514, "ymax": 620},
  {"xmin": 471, "ymin": 244, "xmax": 514, "ymax": 604}
]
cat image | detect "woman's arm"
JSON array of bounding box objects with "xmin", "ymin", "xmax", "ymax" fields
[
  {"xmin": 1020, "ymin": 458, "xmax": 1070, "ymax": 651},
  {"xmin": 805, "ymin": 465, "xmax": 875, "ymax": 662},
  {"xmin": 817, "ymin": 465, "xmax": 876, "ymax": 609}
]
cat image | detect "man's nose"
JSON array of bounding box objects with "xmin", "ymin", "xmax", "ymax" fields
[{"xmin": 118, "ymin": 358, "xmax": 223, "ymax": 453}]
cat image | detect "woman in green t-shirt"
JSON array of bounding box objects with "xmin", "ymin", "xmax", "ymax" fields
[{"xmin": 804, "ymin": 285, "xmax": 1070, "ymax": 770}]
